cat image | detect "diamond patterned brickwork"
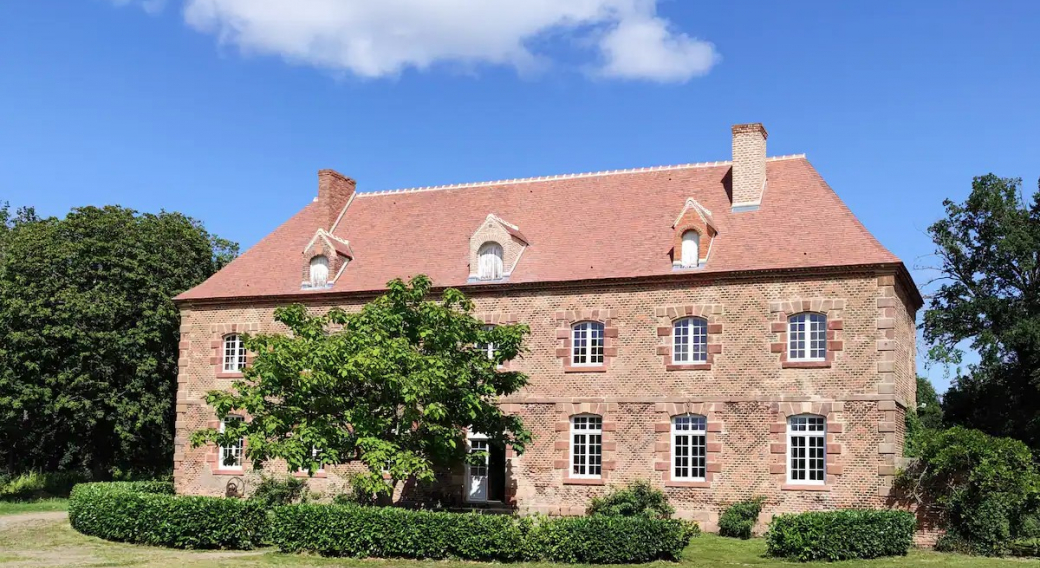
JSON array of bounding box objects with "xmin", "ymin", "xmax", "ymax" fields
[{"xmin": 175, "ymin": 271, "xmax": 914, "ymax": 530}]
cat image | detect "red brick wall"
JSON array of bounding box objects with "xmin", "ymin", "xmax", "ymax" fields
[{"xmin": 174, "ymin": 270, "xmax": 916, "ymax": 532}]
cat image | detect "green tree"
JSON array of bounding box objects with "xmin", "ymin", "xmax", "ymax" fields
[
  {"xmin": 0, "ymin": 204, "xmax": 237, "ymax": 476},
  {"xmin": 923, "ymin": 174, "xmax": 1040, "ymax": 449},
  {"xmin": 192, "ymin": 275, "xmax": 532, "ymax": 498},
  {"xmin": 915, "ymin": 376, "xmax": 944, "ymax": 430}
]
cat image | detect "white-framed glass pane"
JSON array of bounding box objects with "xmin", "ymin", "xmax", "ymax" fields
[
  {"xmin": 570, "ymin": 415, "xmax": 603, "ymax": 478},
  {"xmin": 672, "ymin": 415, "xmax": 707, "ymax": 481},
  {"xmin": 478, "ymin": 324, "xmax": 497, "ymax": 361},
  {"xmin": 788, "ymin": 313, "xmax": 827, "ymax": 361},
  {"xmin": 219, "ymin": 416, "xmax": 244, "ymax": 469},
  {"xmin": 681, "ymin": 231, "xmax": 700, "ymax": 267},
  {"xmin": 571, "ymin": 322, "xmax": 605, "ymax": 365},
  {"xmin": 672, "ymin": 318, "xmax": 708, "ymax": 363},
  {"xmin": 477, "ymin": 242, "xmax": 504, "ymax": 280},
  {"xmin": 788, "ymin": 415, "xmax": 825, "ymax": 484},
  {"xmin": 309, "ymin": 255, "xmax": 330, "ymax": 287},
  {"xmin": 223, "ymin": 334, "xmax": 247, "ymax": 372}
]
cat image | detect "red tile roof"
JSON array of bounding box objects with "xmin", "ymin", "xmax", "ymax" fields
[{"xmin": 176, "ymin": 156, "xmax": 910, "ymax": 302}]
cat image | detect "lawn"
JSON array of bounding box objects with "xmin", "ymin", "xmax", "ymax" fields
[
  {"xmin": 0, "ymin": 498, "xmax": 68, "ymax": 516},
  {"xmin": 0, "ymin": 514, "xmax": 1034, "ymax": 568}
]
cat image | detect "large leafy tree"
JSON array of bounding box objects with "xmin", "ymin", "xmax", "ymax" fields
[
  {"xmin": 923, "ymin": 174, "xmax": 1040, "ymax": 448},
  {"xmin": 0, "ymin": 204, "xmax": 237, "ymax": 475},
  {"xmin": 192, "ymin": 275, "xmax": 532, "ymax": 497}
]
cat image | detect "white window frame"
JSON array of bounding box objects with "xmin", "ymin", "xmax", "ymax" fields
[
  {"xmin": 309, "ymin": 255, "xmax": 330, "ymax": 287},
  {"xmin": 219, "ymin": 416, "xmax": 244, "ymax": 471},
  {"xmin": 671, "ymin": 414, "xmax": 707, "ymax": 481},
  {"xmin": 569, "ymin": 414, "xmax": 603, "ymax": 479},
  {"xmin": 222, "ymin": 334, "xmax": 247, "ymax": 372},
  {"xmin": 672, "ymin": 317, "xmax": 708, "ymax": 364},
  {"xmin": 571, "ymin": 321, "xmax": 605, "ymax": 366},
  {"xmin": 478, "ymin": 324, "xmax": 498, "ymax": 362},
  {"xmin": 680, "ymin": 230, "xmax": 700, "ymax": 268},
  {"xmin": 788, "ymin": 312, "xmax": 827, "ymax": 362},
  {"xmin": 787, "ymin": 414, "xmax": 826, "ymax": 485},
  {"xmin": 477, "ymin": 242, "xmax": 504, "ymax": 280}
]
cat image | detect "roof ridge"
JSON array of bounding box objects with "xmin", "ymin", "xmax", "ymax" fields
[{"xmin": 357, "ymin": 154, "xmax": 807, "ymax": 197}]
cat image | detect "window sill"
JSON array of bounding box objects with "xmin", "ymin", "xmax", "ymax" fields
[
  {"xmin": 563, "ymin": 365, "xmax": 608, "ymax": 373},
  {"xmin": 781, "ymin": 361, "xmax": 831, "ymax": 369},
  {"xmin": 212, "ymin": 469, "xmax": 244, "ymax": 476},
  {"xmin": 782, "ymin": 483, "xmax": 830, "ymax": 492},
  {"xmin": 665, "ymin": 480, "xmax": 711, "ymax": 488},
  {"xmin": 564, "ymin": 477, "xmax": 605, "ymax": 486},
  {"xmin": 665, "ymin": 363, "xmax": 711, "ymax": 371},
  {"xmin": 216, "ymin": 371, "xmax": 244, "ymax": 379}
]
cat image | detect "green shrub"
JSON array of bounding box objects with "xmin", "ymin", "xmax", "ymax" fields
[
  {"xmin": 586, "ymin": 479, "xmax": 674, "ymax": 519},
  {"xmin": 896, "ymin": 426, "xmax": 1040, "ymax": 556},
  {"xmin": 249, "ymin": 476, "xmax": 308, "ymax": 508},
  {"xmin": 718, "ymin": 496, "xmax": 765, "ymax": 539},
  {"xmin": 766, "ymin": 509, "xmax": 916, "ymax": 561},
  {"xmin": 0, "ymin": 471, "xmax": 90, "ymax": 501},
  {"xmin": 69, "ymin": 482, "xmax": 266, "ymax": 549},
  {"xmin": 270, "ymin": 503, "xmax": 697, "ymax": 563}
]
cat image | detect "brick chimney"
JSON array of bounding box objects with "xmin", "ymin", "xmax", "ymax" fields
[
  {"xmin": 317, "ymin": 169, "xmax": 356, "ymax": 231},
  {"xmin": 730, "ymin": 123, "xmax": 768, "ymax": 211}
]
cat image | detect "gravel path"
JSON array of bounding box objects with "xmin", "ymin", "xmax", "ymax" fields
[{"xmin": 0, "ymin": 511, "xmax": 68, "ymax": 528}]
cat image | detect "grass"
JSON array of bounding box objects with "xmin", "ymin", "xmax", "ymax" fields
[
  {"xmin": 0, "ymin": 515, "xmax": 1035, "ymax": 567},
  {"xmin": 0, "ymin": 498, "xmax": 68, "ymax": 515}
]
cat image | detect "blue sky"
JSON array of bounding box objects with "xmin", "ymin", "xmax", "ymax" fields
[{"xmin": 2, "ymin": 1, "xmax": 1038, "ymax": 392}]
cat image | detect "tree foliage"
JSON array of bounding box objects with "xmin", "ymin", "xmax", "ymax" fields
[
  {"xmin": 191, "ymin": 275, "xmax": 532, "ymax": 497},
  {"xmin": 923, "ymin": 174, "xmax": 1040, "ymax": 448},
  {"xmin": 0, "ymin": 204, "xmax": 237, "ymax": 475}
]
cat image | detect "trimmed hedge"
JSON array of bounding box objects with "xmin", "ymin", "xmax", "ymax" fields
[
  {"xmin": 766, "ymin": 509, "xmax": 916, "ymax": 562},
  {"xmin": 718, "ymin": 496, "xmax": 765, "ymax": 539},
  {"xmin": 271, "ymin": 503, "xmax": 698, "ymax": 563},
  {"xmin": 69, "ymin": 482, "xmax": 267, "ymax": 549}
]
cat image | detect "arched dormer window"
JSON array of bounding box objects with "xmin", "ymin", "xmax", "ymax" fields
[
  {"xmin": 309, "ymin": 255, "xmax": 330, "ymax": 287},
  {"xmin": 571, "ymin": 321, "xmax": 605, "ymax": 366},
  {"xmin": 680, "ymin": 230, "xmax": 700, "ymax": 268},
  {"xmin": 672, "ymin": 317, "xmax": 708, "ymax": 364},
  {"xmin": 477, "ymin": 242, "xmax": 504, "ymax": 280},
  {"xmin": 788, "ymin": 312, "xmax": 826, "ymax": 361}
]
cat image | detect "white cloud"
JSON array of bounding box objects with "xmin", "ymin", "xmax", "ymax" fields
[
  {"xmin": 110, "ymin": 0, "xmax": 166, "ymax": 15},
  {"xmin": 117, "ymin": 0, "xmax": 718, "ymax": 82}
]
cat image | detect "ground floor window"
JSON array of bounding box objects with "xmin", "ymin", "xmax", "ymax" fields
[
  {"xmin": 672, "ymin": 414, "xmax": 707, "ymax": 481},
  {"xmin": 570, "ymin": 414, "xmax": 603, "ymax": 478},
  {"xmin": 465, "ymin": 432, "xmax": 505, "ymax": 503},
  {"xmin": 788, "ymin": 414, "xmax": 825, "ymax": 483},
  {"xmin": 219, "ymin": 416, "xmax": 243, "ymax": 470}
]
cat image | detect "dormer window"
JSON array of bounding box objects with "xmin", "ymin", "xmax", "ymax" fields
[
  {"xmin": 680, "ymin": 231, "xmax": 700, "ymax": 268},
  {"xmin": 477, "ymin": 242, "xmax": 504, "ymax": 280},
  {"xmin": 309, "ymin": 256, "xmax": 329, "ymax": 287}
]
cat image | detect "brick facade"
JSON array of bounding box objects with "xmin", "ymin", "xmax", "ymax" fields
[{"xmin": 174, "ymin": 269, "xmax": 916, "ymax": 532}]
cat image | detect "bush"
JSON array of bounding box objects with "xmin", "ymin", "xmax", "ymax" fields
[
  {"xmin": 586, "ymin": 480, "xmax": 674, "ymax": 519},
  {"xmin": 896, "ymin": 426, "xmax": 1040, "ymax": 556},
  {"xmin": 249, "ymin": 476, "xmax": 307, "ymax": 508},
  {"xmin": 766, "ymin": 509, "xmax": 916, "ymax": 561},
  {"xmin": 0, "ymin": 471, "xmax": 90, "ymax": 501},
  {"xmin": 270, "ymin": 503, "xmax": 697, "ymax": 563},
  {"xmin": 718, "ymin": 496, "xmax": 765, "ymax": 539},
  {"xmin": 69, "ymin": 482, "xmax": 266, "ymax": 549}
]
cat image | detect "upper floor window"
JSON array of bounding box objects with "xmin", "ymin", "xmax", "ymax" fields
[
  {"xmin": 571, "ymin": 321, "xmax": 605, "ymax": 366},
  {"xmin": 570, "ymin": 414, "xmax": 602, "ymax": 478},
  {"xmin": 680, "ymin": 230, "xmax": 700, "ymax": 267},
  {"xmin": 219, "ymin": 416, "xmax": 244, "ymax": 470},
  {"xmin": 788, "ymin": 414, "xmax": 825, "ymax": 484},
  {"xmin": 672, "ymin": 414, "xmax": 707, "ymax": 481},
  {"xmin": 673, "ymin": 317, "xmax": 708, "ymax": 364},
  {"xmin": 478, "ymin": 324, "xmax": 498, "ymax": 362},
  {"xmin": 788, "ymin": 313, "xmax": 826, "ymax": 361},
  {"xmin": 477, "ymin": 242, "xmax": 504, "ymax": 280},
  {"xmin": 309, "ymin": 255, "xmax": 330, "ymax": 287},
  {"xmin": 223, "ymin": 334, "xmax": 246, "ymax": 372}
]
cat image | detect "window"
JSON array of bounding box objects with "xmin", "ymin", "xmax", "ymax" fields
[
  {"xmin": 672, "ymin": 415, "xmax": 707, "ymax": 481},
  {"xmin": 788, "ymin": 313, "xmax": 827, "ymax": 361},
  {"xmin": 672, "ymin": 317, "xmax": 708, "ymax": 364},
  {"xmin": 477, "ymin": 242, "xmax": 504, "ymax": 280},
  {"xmin": 571, "ymin": 321, "xmax": 605, "ymax": 366},
  {"xmin": 680, "ymin": 230, "xmax": 700, "ymax": 267},
  {"xmin": 478, "ymin": 325, "xmax": 498, "ymax": 362},
  {"xmin": 219, "ymin": 416, "xmax": 244, "ymax": 470},
  {"xmin": 223, "ymin": 334, "xmax": 247, "ymax": 372},
  {"xmin": 309, "ymin": 255, "xmax": 330, "ymax": 287},
  {"xmin": 570, "ymin": 415, "xmax": 602, "ymax": 478},
  {"xmin": 788, "ymin": 415, "xmax": 825, "ymax": 484}
]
